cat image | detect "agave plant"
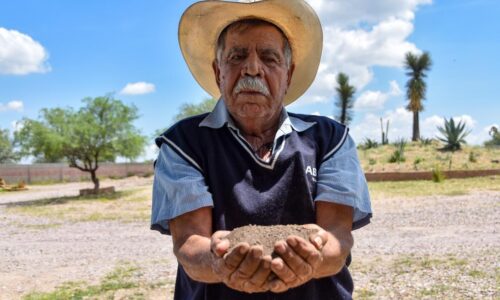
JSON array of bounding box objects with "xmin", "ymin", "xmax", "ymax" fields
[
  {"xmin": 361, "ymin": 138, "xmax": 379, "ymax": 150},
  {"xmin": 388, "ymin": 138, "xmax": 407, "ymax": 163},
  {"xmin": 436, "ymin": 118, "xmax": 470, "ymax": 151}
]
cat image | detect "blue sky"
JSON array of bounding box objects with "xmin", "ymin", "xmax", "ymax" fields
[{"xmin": 1, "ymin": 0, "xmax": 499, "ymax": 161}]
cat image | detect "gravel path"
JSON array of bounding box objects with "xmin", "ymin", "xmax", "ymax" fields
[
  {"xmin": 0, "ymin": 176, "xmax": 153, "ymax": 204},
  {"xmin": 0, "ymin": 179, "xmax": 498, "ymax": 299},
  {"xmin": 351, "ymin": 190, "xmax": 499, "ymax": 299}
]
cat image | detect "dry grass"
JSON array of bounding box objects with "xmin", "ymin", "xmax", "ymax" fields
[
  {"xmin": 22, "ymin": 262, "xmax": 173, "ymax": 300},
  {"xmin": 5, "ymin": 187, "xmax": 151, "ymax": 225},
  {"xmin": 368, "ymin": 175, "xmax": 500, "ymax": 198},
  {"xmin": 358, "ymin": 141, "xmax": 500, "ymax": 172}
]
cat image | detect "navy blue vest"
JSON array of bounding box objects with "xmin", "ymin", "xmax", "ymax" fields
[{"xmin": 156, "ymin": 112, "xmax": 353, "ymax": 300}]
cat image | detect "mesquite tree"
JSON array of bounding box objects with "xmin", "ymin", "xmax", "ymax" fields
[{"xmin": 15, "ymin": 96, "xmax": 146, "ymax": 191}]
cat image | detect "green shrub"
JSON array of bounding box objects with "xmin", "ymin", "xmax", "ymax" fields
[
  {"xmin": 388, "ymin": 138, "xmax": 407, "ymax": 163},
  {"xmin": 361, "ymin": 138, "xmax": 379, "ymax": 150},
  {"xmin": 468, "ymin": 151, "xmax": 478, "ymax": 163},
  {"xmin": 420, "ymin": 137, "xmax": 434, "ymax": 146},
  {"xmin": 369, "ymin": 158, "xmax": 377, "ymax": 165},
  {"xmin": 484, "ymin": 126, "xmax": 500, "ymax": 147},
  {"xmin": 432, "ymin": 165, "xmax": 445, "ymax": 183},
  {"xmin": 413, "ymin": 157, "xmax": 424, "ymax": 170}
]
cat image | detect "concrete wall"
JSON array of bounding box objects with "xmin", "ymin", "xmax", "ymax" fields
[
  {"xmin": 1, "ymin": 163, "xmax": 498, "ymax": 184},
  {"xmin": 0, "ymin": 163, "xmax": 153, "ymax": 184}
]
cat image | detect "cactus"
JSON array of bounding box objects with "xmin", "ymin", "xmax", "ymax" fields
[{"xmin": 380, "ymin": 118, "xmax": 390, "ymax": 145}]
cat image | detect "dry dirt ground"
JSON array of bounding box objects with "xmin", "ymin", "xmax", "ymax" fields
[{"xmin": 0, "ymin": 177, "xmax": 498, "ymax": 299}]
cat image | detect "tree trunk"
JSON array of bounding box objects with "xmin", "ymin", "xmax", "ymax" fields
[
  {"xmin": 412, "ymin": 111, "xmax": 420, "ymax": 141},
  {"xmin": 90, "ymin": 169, "xmax": 100, "ymax": 191}
]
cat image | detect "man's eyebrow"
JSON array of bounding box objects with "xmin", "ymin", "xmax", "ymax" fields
[
  {"xmin": 227, "ymin": 47, "xmax": 247, "ymax": 55},
  {"xmin": 260, "ymin": 48, "xmax": 281, "ymax": 56}
]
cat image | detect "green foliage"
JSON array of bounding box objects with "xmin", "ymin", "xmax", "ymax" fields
[
  {"xmin": 432, "ymin": 165, "xmax": 445, "ymax": 183},
  {"xmin": 15, "ymin": 96, "xmax": 147, "ymax": 190},
  {"xmin": 436, "ymin": 117, "xmax": 470, "ymax": 152},
  {"xmin": 154, "ymin": 98, "xmax": 218, "ymax": 137},
  {"xmin": 368, "ymin": 158, "xmax": 377, "ymax": 166},
  {"xmin": 23, "ymin": 264, "xmax": 139, "ymax": 300},
  {"xmin": 484, "ymin": 126, "xmax": 500, "ymax": 147},
  {"xmin": 404, "ymin": 51, "xmax": 432, "ymax": 141},
  {"xmin": 420, "ymin": 137, "xmax": 434, "ymax": 146},
  {"xmin": 361, "ymin": 138, "xmax": 379, "ymax": 150},
  {"xmin": 335, "ymin": 72, "xmax": 356, "ymax": 125},
  {"xmin": 174, "ymin": 97, "xmax": 217, "ymax": 122},
  {"xmin": 413, "ymin": 157, "xmax": 424, "ymax": 170},
  {"xmin": 468, "ymin": 151, "xmax": 478, "ymax": 163},
  {"xmin": 0, "ymin": 128, "xmax": 19, "ymax": 163},
  {"xmin": 388, "ymin": 138, "xmax": 407, "ymax": 163}
]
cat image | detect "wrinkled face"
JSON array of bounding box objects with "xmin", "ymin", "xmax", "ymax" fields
[{"xmin": 213, "ymin": 24, "xmax": 294, "ymax": 121}]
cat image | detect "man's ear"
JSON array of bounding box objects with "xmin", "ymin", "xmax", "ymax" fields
[
  {"xmin": 212, "ymin": 60, "xmax": 221, "ymax": 87},
  {"xmin": 287, "ymin": 63, "xmax": 295, "ymax": 87}
]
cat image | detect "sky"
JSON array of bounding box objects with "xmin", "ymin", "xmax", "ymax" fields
[{"xmin": 1, "ymin": 0, "xmax": 499, "ymax": 162}]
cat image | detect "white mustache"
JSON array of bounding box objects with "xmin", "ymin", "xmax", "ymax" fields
[{"xmin": 233, "ymin": 76, "xmax": 270, "ymax": 96}]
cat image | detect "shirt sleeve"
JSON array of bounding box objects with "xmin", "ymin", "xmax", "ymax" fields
[
  {"xmin": 315, "ymin": 134, "xmax": 372, "ymax": 230},
  {"xmin": 151, "ymin": 143, "xmax": 214, "ymax": 235}
]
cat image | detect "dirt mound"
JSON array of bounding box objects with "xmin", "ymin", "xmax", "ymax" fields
[{"xmin": 225, "ymin": 224, "xmax": 318, "ymax": 257}]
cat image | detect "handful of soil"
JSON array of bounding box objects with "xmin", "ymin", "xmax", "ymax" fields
[{"xmin": 225, "ymin": 224, "xmax": 318, "ymax": 257}]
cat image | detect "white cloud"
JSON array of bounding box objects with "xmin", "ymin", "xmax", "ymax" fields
[
  {"xmin": 355, "ymin": 80, "xmax": 402, "ymax": 110},
  {"xmin": 120, "ymin": 82, "xmax": 156, "ymax": 95},
  {"xmin": 0, "ymin": 100, "xmax": 24, "ymax": 112},
  {"xmin": 295, "ymin": 0, "xmax": 431, "ymax": 105},
  {"xmin": 308, "ymin": 0, "xmax": 432, "ymax": 26},
  {"xmin": 0, "ymin": 27, "xmax": 50, "ymax": 75}
]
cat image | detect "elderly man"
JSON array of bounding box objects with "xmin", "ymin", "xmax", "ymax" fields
[{"xmin": 151, "ymin": 0, "xmax": 372, "ymax": 299}]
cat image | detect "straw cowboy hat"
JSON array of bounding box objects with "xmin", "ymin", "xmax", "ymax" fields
[{"xmin": 178, "ymin": 0, "xmax": 323, "ymax": 106}]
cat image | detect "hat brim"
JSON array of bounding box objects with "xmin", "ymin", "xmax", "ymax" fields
[{"xmin": 178, "ymin": 0, "xmax": 323, "ymax": 106}]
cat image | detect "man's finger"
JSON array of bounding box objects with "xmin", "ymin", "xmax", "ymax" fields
[
  {"xmin": 246, "ymin": 255, "xmax": 272, "ymax": 289},
  {"xmin": 269, "ymin": 278, "xmax": 289, "ymax": 293},
  {"xmin": 270, "ymin": 255, "xmax": 297, "ymax": 284},
  {"xmin": 230, "ymin": 246, "xmax": 263, "ymax": 279},
  {"xmin": 275, "ymin": 239, "xmax": 312, "ymax": 280},
  {"xmin": 287, "ymin": 236, "xmax": 322, "ymax": 269},
  {"xmin": 210, "ymin": 231, "xmax": 231, "ymax": 257},
  {"xmin": 224, "ymin": 243, "xmax": 250, "ymax": 270}
]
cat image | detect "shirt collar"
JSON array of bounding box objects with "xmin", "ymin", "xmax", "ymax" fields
[{"xmin": 199, "ymin": 98, "xmax": 316, "ymax": 134}]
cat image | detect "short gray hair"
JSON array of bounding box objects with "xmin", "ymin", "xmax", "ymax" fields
[{"xmin": 215, "ymin": 19, "xmax": 292, "ymax": 68}]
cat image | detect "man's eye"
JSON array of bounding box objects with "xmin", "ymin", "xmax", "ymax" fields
[
  {"xmin": 263, "ymin": 56, "xmax": 279, "ymax": 63},
  {"xmin": 229, "ymin": 55, "xmax": 244, "ymax": 61}
]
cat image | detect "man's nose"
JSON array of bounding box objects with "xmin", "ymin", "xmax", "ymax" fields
[{"xmin": 242, "ymin": 53, "xmax": 262, "ymax": 77}]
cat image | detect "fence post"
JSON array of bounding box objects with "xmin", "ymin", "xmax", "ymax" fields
[
  {"xmin": 60, "ymin": 164, "xmax": 64, "ymax": 182},
  {"xmin": 27, "ymin": 165, "xmax": 31, "ymax": 184}
]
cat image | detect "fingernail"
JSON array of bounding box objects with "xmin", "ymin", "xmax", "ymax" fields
[
  {"xmin": 288, "ymin": 239, "xmax": 297, "ymax": 247},
  {"xmin": 315, "ymin": 236, "xmax": 322, "ymax": 246},
  {"xmin": 275, "ymin": 242, "xmax": 286, "ymax": 253}
]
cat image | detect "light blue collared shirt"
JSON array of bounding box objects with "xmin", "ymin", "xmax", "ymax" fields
[{"xmin": 151, "ymin": 100, "xmax": 372, "ymax": 233}]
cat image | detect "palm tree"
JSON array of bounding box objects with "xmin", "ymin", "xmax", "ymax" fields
[
  {"xmin": 404, "ymin": 51, "xmax": 432, "ymax": 141},
  {"xmin": 335, "ymin": 72, "xmax": 356, "ymax": 125}
]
